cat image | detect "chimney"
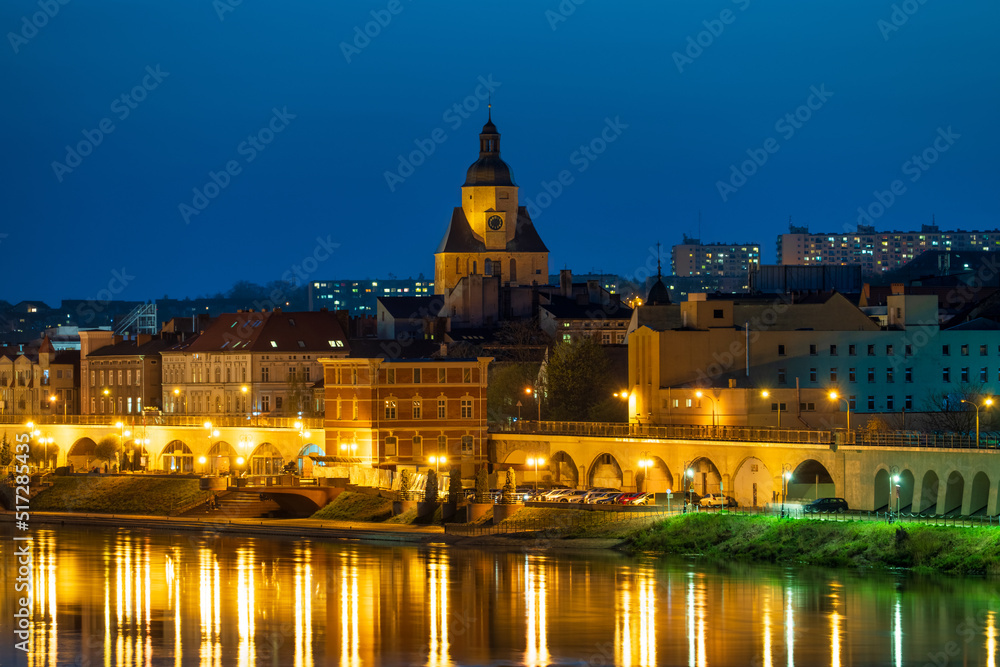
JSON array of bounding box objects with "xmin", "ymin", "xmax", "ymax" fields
[
  {"xmin": 891, "ymin": 283, "xmax": 905, "ymax": 295},
  {"xmin": 113, "ymin": 335, "xmax": 124, "ymax": 345},
  {"xmin": 560, "ymin": 269, "xmax": 572, "ymax": 298},
  {"xmin": 137, "ymin": 334, "xmax": 153, "ymax": 346}
]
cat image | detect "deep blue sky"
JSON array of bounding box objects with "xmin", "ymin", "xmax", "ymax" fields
[{"xmin": 2, "ymin": 0, "xmax": 997, "ymax": 305}]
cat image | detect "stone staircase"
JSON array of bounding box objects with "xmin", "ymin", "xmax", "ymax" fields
[{"xmin": 180, "ymin": 492, "xmax": 283, "ymax": 519}]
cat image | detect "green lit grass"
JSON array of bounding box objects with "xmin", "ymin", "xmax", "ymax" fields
[
  {"xmin": 311, "ymin": 491, "xmax": 393, "ymax": 522},
  {"xmin": 626, "ymin": 514, "xmax": 1000, "ymax": 575},
  {"xmin": 30, "ymin": 477, "xmax": 208, "ymax": 516}
]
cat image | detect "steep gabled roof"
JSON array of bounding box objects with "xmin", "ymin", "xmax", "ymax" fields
[
  {"xmin": 435, "ymin": 207, "xmax": 548, "ymax": 254},
  {"xmin": 175, "ymin": 310, "xmax": 350, "ymax": 354}
]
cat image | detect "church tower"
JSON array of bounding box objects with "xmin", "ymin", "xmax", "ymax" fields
[{"xmin": 434, "ymin": 111, "xmax": 549, "ymax": 295}]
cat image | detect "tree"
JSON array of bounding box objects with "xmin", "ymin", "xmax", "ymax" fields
[
  {"xmin": 425, "ymin": 470, "xmax": 438, "ymax": 503},
  {"xmin": 0, "ymin": 434, "xmax": 11, "ymax": 468},
  {"xmin": 918, "ymin": 385, "xmax": 996, "ymax": 433},
  {"xmin": 398, "ymin": 468, "xmax": 412, "ymax": 499},
  {"xmin": 475, "ymin": 466, "xmax": 489, "ymax": 504},
  {"xmin": 448, "ymin": 465, "xmax": 462, "ymax": 504},
  {"xmin": 95, "ymin": 436, "xmax": 120, "ymax": 469},
  {"xmin": 546, "ymin": 337, "xmax": 615, "ymax": 422},
  {"xmin": 487, "ymin": 362, "xmax": 541, "ymax": 424}
]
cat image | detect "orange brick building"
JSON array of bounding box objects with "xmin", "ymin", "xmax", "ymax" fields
[{"xmin": 321, "ymin": 356, "xmax": 492, "ymax": 478}]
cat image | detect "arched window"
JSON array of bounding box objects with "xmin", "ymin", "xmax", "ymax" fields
[
  {"xmin": 214, "ymin": 368, "xmax": 221, "ymax": 383},
  {"xmin": 484, "ymin": 259, "xmax": 493, "ymax": 276}
]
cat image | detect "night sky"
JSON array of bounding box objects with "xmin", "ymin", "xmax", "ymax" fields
[{"xmin": 3, "ymin": 0, "xmax": 998, "ymax": 305}]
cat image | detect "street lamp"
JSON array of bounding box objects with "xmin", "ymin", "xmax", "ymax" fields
[
  {"xmin": 637, "ymin": 455, "xmax": 652, "ymax": 493},
  {"xmin": 115, "ymin": 421, "xmax": 131, "ymax": 472},
  {"xmin": 526, "ymin": 456, "xmax": 545, "ymax": 497},
  {"xmin": 781, "ymin": 464, "xmax": 792, "ymax": 518},
  {"xmin": 173, "ymin": 388, "xmax": 181, "ymax": 414},
  {"xmin": 960, "ymin": 397, "xmax": 993, "ymax": 446},
  {"xmin": 340, "ymin": 442, "xmax": 358, "ymax": 461},
  {"xmin": 683, "ymin": 461, "xmax": 695, "ymax": 512},
  {"xmin": 695, "ymin": 390, "xmax": 717, "ymax": 427},
  {"xmin": 429, "ymin": 454, "xmax": 447, "ymax": 475},
  {"xmin": 887, "ymin": 465, "xmax": 901, "ymax": 520},
  {"xmin": 524, "ymin": 386, "xmax": 541, "ymax": 421},
  {"xmin": 829, "ymin": 391, "xmax": 851, "ymax": 431},
  {"xmin": 761, "ymin": 390, "xmax": 781, "ymax": 428},
  {"xmin": 103, "ymin": 388, "xmax": 111, "ymax": 414}
]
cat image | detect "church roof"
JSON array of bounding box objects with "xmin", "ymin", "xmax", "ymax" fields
[
  {"xmin": 464, "ymin": 155, "xmax": 516, "ymax": 186},
  {"xmin": 645, "ymin": 278, "xmax": 671, "ymax": 305},
  {"xmin": 435, "ymin": 207, "xmax": 549, "ymax": 254}
]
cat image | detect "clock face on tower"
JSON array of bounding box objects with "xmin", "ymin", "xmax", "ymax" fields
[{"xmin": 487, "ymin": 215, "xmax": 503, "ymax": 231}]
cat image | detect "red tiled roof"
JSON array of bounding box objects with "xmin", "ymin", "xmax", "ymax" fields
[{"xmin": 180, "ymin": 310, "xmax": 350, "ymax": 354}]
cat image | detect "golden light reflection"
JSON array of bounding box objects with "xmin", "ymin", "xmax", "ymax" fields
[
  {"xmin": 237, "ymin": 548, "xmax": 257, "ymax": 667},
  {"xmin": 428, "ymin": 552, "xmax": 452, "ymax": 667},
  {"xmin": 784, "ymin": 584, "xmax": 795, "ymax": 667},
  {"xmin": 105, "ymin": 534, "xmax": 153, "ymax": 667},
  {"xmin": 618, "ymin": 587, "xmax": 632, "ymax": 666},
  {"xmin": 338, "ymin": 557, "xmax": 356, "ymax": 667},
  {"xmin": 829, "ymin": 582, "xmax": 842, "ymax": 667},
  {"xmin": 762, "ymin": 593, "xmax": 772, "ymax": 667},
  {"xmin": 199, "ymin": 549, "xmax": 222, "ymax": 667},
  {"xmin": 524, "ymin": 556, "xmax": 549, "ymax": 667},
  {"xmin": 295, "ymin": 547, "xmax": 315, "ymax": 667},
  {"xmin": 638, "ymin": 572, "xmax": 657, "ymax": 667},
  {"xmin": 686, "ymin": 572, "xmax": 707, "ymax": 667},
  {"xmin": 27, "ymin": 532, "xmax": 57, "ymax": 667},
  {"xmin": 987, "ymin": 611, "xmax": 996, "ymax": 666}
]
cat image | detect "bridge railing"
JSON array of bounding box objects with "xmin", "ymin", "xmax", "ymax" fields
[
  {"xmin": 494, "ymin": 420, "xmax": 838, "ymax": 445},
  {"xmin": 0, "ymin": 414, "xmax": 324, "ymax": 430},
  {"xmin": 493, "ymin": 421, "xmax": 1000, "ymax": 450}
]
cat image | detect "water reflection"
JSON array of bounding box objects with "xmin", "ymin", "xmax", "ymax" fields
[
  {"xmin": 524, "ymin": 554, "xmax": 549, "ymax": 667},
  {"xmin": 4, "ymin": 525, "xmax": 1000, "ymax": 666}
]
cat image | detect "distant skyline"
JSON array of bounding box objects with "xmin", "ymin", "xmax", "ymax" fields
[{"xmin": 2, "ymin": 1, "xmax": 997, "ymax": 305}]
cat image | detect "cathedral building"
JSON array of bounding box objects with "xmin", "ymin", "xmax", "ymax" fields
[{"xmin": 434, "ymin": 112, "xmax": 549, "ymax": 326}]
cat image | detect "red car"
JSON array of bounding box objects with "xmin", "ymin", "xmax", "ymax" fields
[{"xmin": 617, "ymin": 492, "xmax": 652, "ymax": 505}]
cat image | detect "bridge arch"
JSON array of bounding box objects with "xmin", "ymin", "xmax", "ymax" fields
[
  {"xmin": 637, "ymin": 455, "xmax": 671, "ymax": 494},
  {"xmin": 688, "ymin": 456, "xmax": 722, "ymax": 497},
  {"xmin": 206, "ymin": 441, "xmax": 238, "ymax": 475},
  {"xmin": 249, "ymin": 442, "xmax": 284, "ymax": 475},
  {"xmin": 549, "ymin": 451, "xmax": 578, "ymax": 488},
  {"xmin": 161, "ymin": 440, "xmax": 194, "ymax": 473},
  {"xmin": 732, "ymin": 457, "xmax": 773, "ymax": 508},
  {"xmin": 915, "ymin": 470, "xmax": 940, "ymax": 514},
  {"xmin": 943, "ymin": 470, "xmax": 965, "ymax": 516},
  {"xmin": 68, "ymin": 438, "xmax": 97, "ymax": 471},
  {"xmin": 788, "ymin": 459, "xmax": 834, "ymax": 502},
  {"xmin": 588, "ymin": 453, "xmax": 623, "ymax": 489},
  {"xmin": 970, "ymin": 471, "xmax": 991, "ymax": 515}
]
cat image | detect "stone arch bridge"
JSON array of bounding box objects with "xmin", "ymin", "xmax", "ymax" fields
[{"xmin": 492, "ymin": 423, "xmax": 1000, "ymax": 515}]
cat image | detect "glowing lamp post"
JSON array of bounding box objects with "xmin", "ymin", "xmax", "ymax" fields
[
  {"xmin": 960, "ymin": 397, "xmax": 993, "ymax": 446},
  {"xmin": 428, "ymin": 455, "xmax": 447, "ymax": 475},
  {"xmin": 695, "ymin": 391, "xmax": 716, "ymax": 427},
  {"xmin": 828, "ymin": 391, "xmax": 851, "ymax": 431},
  {"xmin": 637, "ymin": 456, "xmax": 652, "ymax": 494},
  {"xmin": 526, "ymin": 456, "xmax": 545, "ymax": 497},
  {"xmin": 761, "ymin": 390, "xmax": 780, "ymax": 428},
  {"xmin": 781, "ymin": 465, "xmax": 792, "ymax": 518},
  {"xmin": 684, "ymin": 464, "xmax": 695, "ymax": 512}
]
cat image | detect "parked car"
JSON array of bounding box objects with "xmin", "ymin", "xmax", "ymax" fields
[
  {"xmin": 558, "ymin": 489, "xmax": 588, "ymax": 503},
  {"xmin": 542, "ymin": 488, "xmax": 573, "ymax": 501},
  {"xmin": 583, "ymin": 488, "xmax": 620, "ymax": 503},
  {"xmin": 699, "ymin": 494, "xmax": 738, "ymax": 508},
  {"xmin": 618, "ymin": 492, "xmax": 652, "ymax": 505},
  {"xmin": 804, "ymin": 497, "xmax": 849, "ymax": 513},
  {"xmin": 597, "ymin": 492, "xmax": 625, "ymax": 504}
]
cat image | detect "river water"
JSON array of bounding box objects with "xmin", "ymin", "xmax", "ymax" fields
[{"xmin": 0, "ymin": 524, "xmax": 998, "ymax": 666}]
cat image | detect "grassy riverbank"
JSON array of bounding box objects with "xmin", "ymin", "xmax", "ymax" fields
[
  {"xmin": 312, "ymin": 491, "xmax": 393, "ymax": 522},
  {"xmin": 30, "ymin": 477, "xmax": 207, "ymax": 515},
  {"xmin": 626, "ymin": 513, "xmax": 1000, "ymax": 575}
]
